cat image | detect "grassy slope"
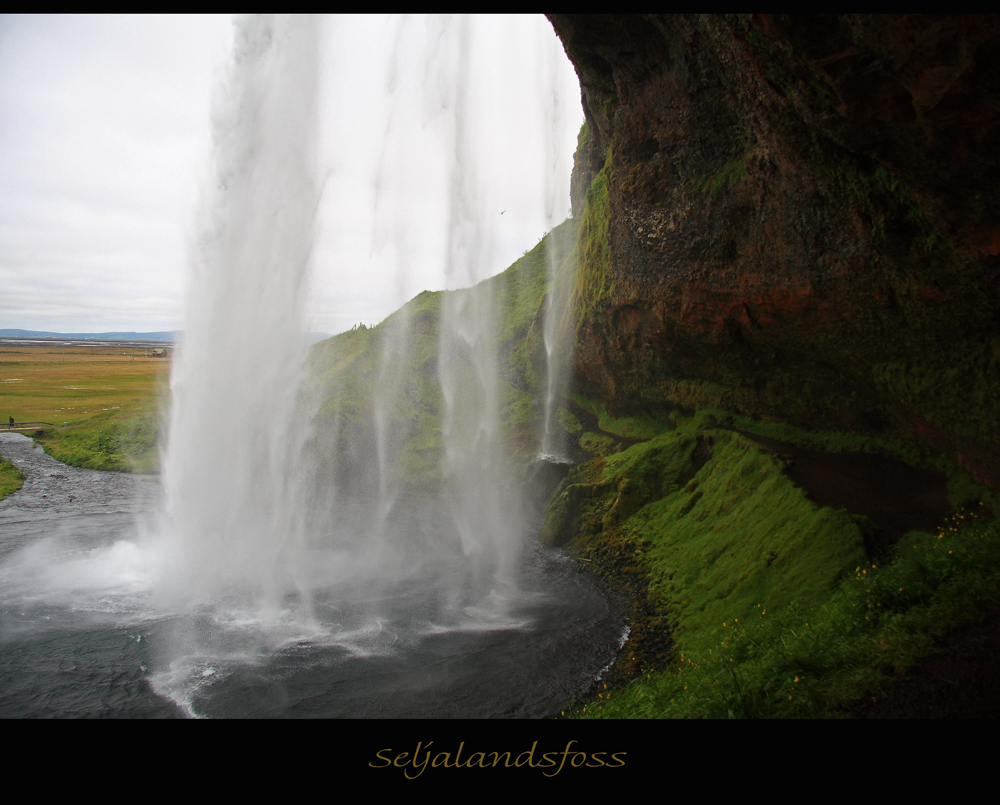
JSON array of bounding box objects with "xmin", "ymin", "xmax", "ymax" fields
[
  {"xmin": 307, "ymin": 219, "xmax": 580, "ymax": 494},
  {"xmin": 549, "ymin": 404, "xmax": 1000, "ymax": 718}
]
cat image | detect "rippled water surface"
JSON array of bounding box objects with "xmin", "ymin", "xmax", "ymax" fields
[{"xmin": 0, "ymin": 433, "xmax": 624, "ymax": 718}]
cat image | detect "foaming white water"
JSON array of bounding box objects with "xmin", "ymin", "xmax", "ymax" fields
[
  {"xmin": 157, "ymin": 15, "xmax": 321, "ymax": 613},
  {"xmin": 0, "ymin": 537, "xmax": 156, "ymax": 614}
]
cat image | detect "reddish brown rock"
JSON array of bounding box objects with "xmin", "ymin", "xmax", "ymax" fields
[{"xmin": 548, "ymin": 14, "xmax": 1000, "ymax": 486}]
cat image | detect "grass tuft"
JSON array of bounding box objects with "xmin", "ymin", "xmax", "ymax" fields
[{"xmin": 0, "ymin": 455, "xmax": 24, "ymax": 500}]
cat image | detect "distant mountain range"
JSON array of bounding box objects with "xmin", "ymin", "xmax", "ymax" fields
[
  {"xmin": 0, "ymin": 329, "xmax": 333, "ymax": 343},
  {"xmin": 0, "ymin": 329, "xmax": 178, "ymax": 342}
]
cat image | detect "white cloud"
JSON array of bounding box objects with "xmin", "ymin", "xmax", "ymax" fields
[{"xmin": 0, "ymin": 14, "xmax": 581, "ymax": 336}]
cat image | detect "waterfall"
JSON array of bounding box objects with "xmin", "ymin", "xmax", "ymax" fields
[
  {"xmin": 158, "ymin": 15, "xmax": 321, "ymax": 613},
  {"xmin": 430, "ymin": 16, "xmax": 519, "ymax": 587},
  {"xmin": 157, "ymin": 14, "xmax": 581, "ymax": 619},
  {"xmin": 0, "ymin": 14, "xmax": 630, "ymax": 720},
  {"xmin": 539, "ymin": 29, "xmax": 577, "ymax": 461}
]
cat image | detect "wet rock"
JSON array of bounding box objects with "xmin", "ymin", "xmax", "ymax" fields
[{"xmin": 548, "ymin": 14, "xmax": 1000, "ymax": 487}]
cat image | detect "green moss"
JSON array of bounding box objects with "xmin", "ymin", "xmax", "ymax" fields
[
  {"xmin": 573, "ymin": 153, "xmax": 614, "ymax": 327},
  {"xmin": 641, "ymin": 431, "xmax": 865, "ymax": 634},
  {"xmin": 0, "ymin": 455, "xmax": 24, "ymax": 500},
  {"xmin": 556, "ymin": 407, "xmax": 582, "ymax": 435},
  {"xmin": 577, "ymin": 503, "xmax": 1000, "ymax": 719},
  {"xmin": 658, "ymin": 378, "xmax": 742, "ymax": 414},
  {"xmin": 579, "ymin": 431, "xmax": 617, "ymax": 457},
  {"xmin": 573, "ymin": 394, "xmax": 674, "ymax": 441},
  {"xmin": 598, "ymin": 432, "xmax": 695, "ymax": 487},
  {"xmin": 688, "ymin": 157, "xmax": 748, "ymax": 195}
]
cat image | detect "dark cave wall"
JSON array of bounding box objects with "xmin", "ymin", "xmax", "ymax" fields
[{"xmin": 548, "ymin": 14, "xmax": 1000, "ymax": 487}]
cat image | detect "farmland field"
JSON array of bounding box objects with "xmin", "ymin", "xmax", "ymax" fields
[{"xmin": 0, "ymin": 341, "xmax": 170, "ymax": 478}]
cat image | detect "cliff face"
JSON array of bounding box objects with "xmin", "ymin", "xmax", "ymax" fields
[{"xmin": 548, "ymin": 14, "xmax": 1000, "ymax": 487}]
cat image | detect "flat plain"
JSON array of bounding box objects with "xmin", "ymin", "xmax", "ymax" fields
[{"xmin": 0, "ymin": 341, "xmax": 170, "ymax": 474}]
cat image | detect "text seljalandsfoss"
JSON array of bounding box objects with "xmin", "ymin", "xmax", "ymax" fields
[{"xmin": 370, "ymin": 740, "xmax": 625, "ymax": 778}]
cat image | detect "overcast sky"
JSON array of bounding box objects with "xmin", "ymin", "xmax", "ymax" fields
[{"xmin": 0, "ymin": 14, "xmax": 583, "ymax": 336}]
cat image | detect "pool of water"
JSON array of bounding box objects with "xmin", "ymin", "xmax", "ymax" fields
[{"xmin": 0, "ymin": 433, "xmax": 625, "ymax": 718}]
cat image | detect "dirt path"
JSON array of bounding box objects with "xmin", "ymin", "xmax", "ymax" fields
[{"xmin": 736, "ymin": 431, "xmax": 953, "ymax": 559}]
